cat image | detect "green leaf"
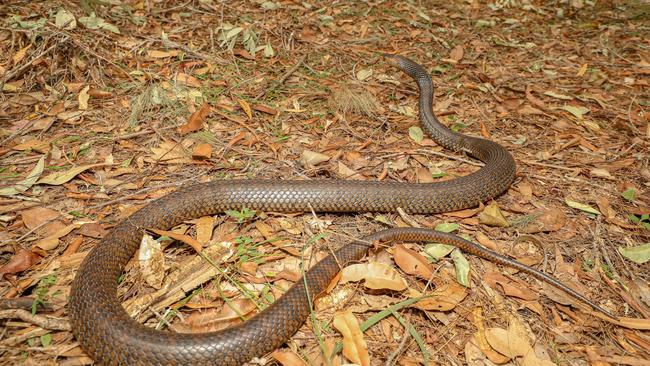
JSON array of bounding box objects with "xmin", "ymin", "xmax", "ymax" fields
[
  {"xmin": 423, "ymin": 243, "xmax": 455, "ymax": 260},
  {"xmin": 618, "ymin": 243, "xmax": 650, "ymax": 265},
  {"xmin": 565, "ymin": 198, "xmax": 601, "ymax": 215},
  {"xmin": 408, "ymin": 126, "xmax": 424, "ymax": 143},
  {"xmin": 451, "ymin": 249, "xmax": 470, "ymax": 287},
  {"xmin": 435, "ymin": 222, "xmax": 459, "ymax": 233},
  {"xmin": 40, "ymin": 333, "xmax": 52, "ymax": 347},
  {"xmin": 451, "ymin": 122, "xmax": 467, "ymax": 132},
  {"xmin": 0, "ymin": 156, "xmax": 45, "ymax": 196},
  {"xmin": 621, "ymin": 188, "xmax": 636, "ymax": 202}
]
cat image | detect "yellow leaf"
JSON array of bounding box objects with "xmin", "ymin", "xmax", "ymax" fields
[
  {"xmin": 333, "ymin": 310, "xmax": 370, "ymax": 366},
  {"xmin": 237, "ymin": 98, "xmax": 253, "ymax": 120},
  {"xmin": 78, "ymin": 85, "xmax": 90, "ymax": 110},
  {"xmin": 12, "ymin": 44, "xmax": 32, "ymax": 65},
  {"xmin": 478, "ymin": 203, "xmax": 509, "ymax": 227},
  {"xmin": 340, "ymin": 262, "xmax": 407, "ymax": 291},
  {"xmin": 576, "ymin": 63, "xmax": 588, "ymax": 77}
]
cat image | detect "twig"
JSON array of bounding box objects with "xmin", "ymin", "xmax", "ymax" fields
[
  {"xmin": 0, "ymin": 36, "xmax": 69, "ymax": 91},
  {"xmin": 0, "ymin": 309, "xmax": 70, "ymax": 331},
  {"xmin": 255, "ymin": 55, "xmax": 307, "ymax": 100},
  {"xmin": 385, "ymin": 328, "xmax": 411, "ymax": 366}
]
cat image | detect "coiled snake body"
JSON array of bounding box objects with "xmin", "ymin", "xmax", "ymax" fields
[{"xmin": 69, "ymin": 55, "xmax": 608, "ymax": 365}]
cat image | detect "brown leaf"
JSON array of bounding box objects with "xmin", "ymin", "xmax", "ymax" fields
[
  {"xmin": 150, "ymin": 228, "xmax": 202, "ymax": 253},
  {"xmin": 184, "ymin": 299, "xmax": 257, "ymax": 332},
  {"xmin": 179, "ymin": 102, "xmax": 211, "ymax": 134},
  {"xmin": 411, "ymin": 280, "xmax": 468, "ymax": 311},
  {"xmin": 523, "ymin": 208, "xmax": 566, "ymax": 233},
  {"xmin": 192, "ymin": 143, "xmax": 213, "ymax": 159},
  {"xmin": 449, "ymin": 45, "xmax": 464, "ymax": 62},
  {"xmin": 271, "ymin": 350, "xmax": 309, "ymax": 366},
  {"xmin": 484, "ymin": 271, "xmax": 538, "ymax": 301},
  {"xmin": 0, "ymin": 249, "xmax": 41, "ymax": 277},
  {"xmin": 333, "ymin": 310, "xmax": 370, "ymax": 366},
  {"xmin": 237, "ymin": 99, "xmax": 253, "ymax": 120},
  {"xmin": 196, "ymin": 216, "xmax": 214, "ymax": 244},
  {"xmin": 340, "ymin": 262, "xmax": 407, "ymax": 291},
  {"xmin": 21, "ymin": 207, "xmax": 59, "ymax": 230},
  {"xmin": 479, "ymin": 203, "xmax": 509, "ymax": 227},
  {"xmin": 394, "ymin": 244, "xmax": 434, "ymax": 280},
  {"xmin": 78, "ymin": 222, "xmax": 107, "ymax": 238}
]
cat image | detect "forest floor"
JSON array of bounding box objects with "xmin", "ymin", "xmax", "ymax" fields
[{"xmin": 0, "ymin": 1, "xmax": 649, "ymax": 365}]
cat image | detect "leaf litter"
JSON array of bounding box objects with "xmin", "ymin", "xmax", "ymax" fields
[{"xmin": 0, "ymin": 1, "xmax": 649, "ymax": 365}]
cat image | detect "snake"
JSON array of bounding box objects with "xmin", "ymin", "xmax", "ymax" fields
[{"xmin": 69, "ymin": 55, "xmax": 613, "ymax": 365}]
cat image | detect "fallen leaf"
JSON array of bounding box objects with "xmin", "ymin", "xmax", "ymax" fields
[
  {"xmin": 451, "ymin": 249, "xmax": 470, "ymax": 287},
  {"xmin": 423, "ymin": 243, "xmax": 455, "ymax": 260},
  {"xmin": 175, "ymin": 73, "xmax": 201, "ymax": 87},
  {"xmin": 196, "ymin": 216, "xmax": 214, "ymax": 244},
  {"xmin": 271, "ymin": 350, "xmax": 309, "ymax": 366},
  {"xmin": 340, "ymin": 262, "xmax": 407, "ymax": 291},
  {"xmin": 21, "ymin": 207, "xmax": 59, "ymax": 230},
  {"xmin": 179, "ymin": 102, "xmax": 211, "ymax": 134},
  {"xmin": 333, "ymin": 310, "xmax": 370, "ymax": 366},
  {"xmin": 78, "ymin": 85, "xmax": 90, "ymax": 110},
  {"xmin": 0, "ymin": 155, "xmax": 45, "ymax": 196},
  {"xmin": 565, "ymin": 198, "xmax": 600, "ymax": 215},
  {"xmin": 192, "ymin": 143, "xmax": 213, "ymax": 159},
  {"xmin": 0, "ymin": 249, "xmax": 41, "ymax": 277},
  {"xmin": 484, "ymin": 272, "xmax": 537, "ymax": 301},
  {"xmin": 356, "ymin": 68, "xmax": 373, "ymax": 81},
  {"xmin": 150, "ymin": 141, "xmax": 191, "ymax": 164},
  {"xmin": 544, "ymin": 91, "xmax": 573, "ymax": 100},
  {"xmin": 408, "ymin": 126, "xmax": 424, "ymax": 143},
  {"xmin": 411, "ymin": 280, "xmax": 468, "ymax": 311},
  {"xmin": 394, "ymin": 244, "xmax": 434, "ymax": 280},
  {"xmin": 35, "ymin": 222, "xmax": 86, "ymax": 250},
  {"xmin": 449, "ymin": 45, "xmax": 464, "ymax": 62},
  {"xmin": 523, "ymin": 208, "xmax": 566, "ymax": 233},
  {"xmin": 485, "ymin": 317, "xmax": 532, "ymax": 359},
  {"xmin": 55, "ymin": 9, "xmax": 77, "ymax": 29},
  {"xmin": 237, "ymin": 99, "xmax": 253, "ymax": 120},
  {"xmin": 147, "ymin": 50, "xmax": 180, "ymax": 58},
  {"xmin": 184, "ymin": 299, "xmax": 257, "ymax": 331},
  {"xmin": 12, "ymin": 44, "xmax": 32, "ymax": 65},
  {"xmin": 150, "ymin": 228, "xmax": 202, "ymax": 253},
  {"xmin": 479, "ymin": 203, "xmax": 509, "ymax": 227},
  {"xmin": 618, "ymin": 243, "xmax": 650, "ymax": 265},
  {"xmin": 37, "ymin": 163, "xmax": 106, "ymax": 185},
  {"xmin": 560, "ymin": 105, "xmax": 590, "ymax": 119},
  {"xmin": 300, "ymin": 150, "xmax": 330, "ymax": 169},
  {"xmin": 139, "ymin": 234, "xmax": 165, "ymax": 289}
]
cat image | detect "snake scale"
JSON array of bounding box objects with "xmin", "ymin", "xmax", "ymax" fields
[{"xmin": 69, "ymin": 55, "xmax": 612, "ymax": 365}]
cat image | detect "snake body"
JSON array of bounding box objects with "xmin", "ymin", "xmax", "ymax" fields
[{"xmin": 69, "ymin": 55, "xmax": 607, "ymax": 365}]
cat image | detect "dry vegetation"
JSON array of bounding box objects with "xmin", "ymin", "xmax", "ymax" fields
[{"xmin": 0, "ymin": 1, "xmax": 649, "ymax": 365}]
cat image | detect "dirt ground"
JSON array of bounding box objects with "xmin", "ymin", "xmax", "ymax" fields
[{"xmin": 0, "ymin": 1, "xmax": 649, "ymax": 365}]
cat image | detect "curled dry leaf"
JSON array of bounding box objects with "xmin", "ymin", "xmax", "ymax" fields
[
  {"xmin": 410, "ymin": 279, "xmax": 468, "ymax": 311},
  {"xmin": 339, "ymin": 262, "xmax": 407, "ymax": 291},
  {"xmin": 150, "ymin": 228, "xmax": 202, "ymax": 253},
  {"xmin": 192, "ymin": 143, "xmax": 213, "ymax": 159},
  {"xmin": 271, "ymin": 350, "xmax": 309, "ymax": 366},
  {"xmin": 0, "ymin": 249, "xmax": 41, "ymax": 277},
  {"xmin": 523, "ymin": 208, "xmax": 566, "ymax": 233},
  {"xmin": 332, "ymin": 310, "xmax": 370, "ymax": 366},
  {"xmin": 478, "ymin": 203, "xmax": 509, "ymax": 227},
  {"xmin": 484, "ymin": 272, "xmax": 537, "ymax": 301},
  {"xmin": 184, "ymin": 298, "xmax": 257, "ymax": 333},
  {"xmin": 138, "ymin": 234, "xmax": 165, "ymax": 289},
  {"xmin": 394, "ymin": 244, "xmax": 434, "ymax": 280},
  {"xmin": 179, "ymin": 102, "xmax": 211, "ymax": 134},
  {"xmin": 300, "ymin": 149, "xmax": 330, "ymax": 169},
  {"xmin": 237, "ymin": 98, "xmax": 253, "ymax": 120}
]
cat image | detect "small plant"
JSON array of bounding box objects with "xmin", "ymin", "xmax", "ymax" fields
[
  {"xmin": 225, "ymin": 207, "xmax": 256, "ymax": 223},
  {"xmin": 32, "ymin": 274, "xmax": 57, "ymax": 314},
  {"xmin": 217, "ymin": 23, "xmax": 275, "ymax": 57}
]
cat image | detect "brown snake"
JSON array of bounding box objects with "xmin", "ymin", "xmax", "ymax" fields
[{"xmin": 69, "ymin": 55, "xmax": 613, "ymax": 365}]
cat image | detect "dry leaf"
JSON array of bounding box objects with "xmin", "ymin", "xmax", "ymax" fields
[
  {"xmin": 139, "ymin": 234, "xmax": 165, "ymax": 289},
  {"xmin": 410, "ymin": 280, "xmax": 468, "ymax": 311},
  {"xmin": 523, "ymin": 208, "xmax": 566, "ymax": 233},
  {"xmin": 150, "ymin": 141, "xmax": 191, "ymax": 164},
  {"xmin": 484, "ymin": 272, "xmax": 537, "ymax": 301},
  {"xmin": 36, "ymin": 222, "xmax": 87, "ymax": 250},
  {"xmin": 196, "ymin": 216, "xmax": 214, "ymax": 244},
  {"xmin": 184, "ymin": 299, "xmax": 257, "ymax": 332},
  {"xmin": 21, "ymin": 207, "xmax": 59, "ymax": 230},
  {"xmin": 237, "ymin": 99, "xmax": 253, "ymax": 120},
  {"xmin": 479, "ymin": 203, "xmax": 509, "ymax": 227},
  {"xmin": 340, "ymin": 262, "xmax": 407, "ymax": 291},
  {"xmin": 0, "ymin": 249, "xmax": 41, "ymax": 277},
  {"xmin": 150, "ymin": 228, "xmax": 202, "ymax": 253},
  {"xmin": 333, "ymin": 310, "xmax": 370, "ymax": 366},
  {"xmin": 271, "ymin": 350, "xmax": 309, "ymax": 366},
  {"xmin": 192, "ymin": 143, "xmax": 213, "ymax": 159},
  {"xmin": 0, "ymin": 155, "xmax": 45, "ymax": 196},
  {"xmin": 300, "ymin": 149, "xmax": 330, "ymax": 169},
  {"xmin": 449, "ymin": 45, "xmax": 464, "ymax": 62},
  {"xmin": 179, "ymin": 102, "xmax": 211, "ymax": 134},
  {"xmin": 37, "ymin": 163, "xmax": 106, "ymax": 185},
  {"xmin": 394, "ymin": 244, "xmax": 434, "ymax": 280},
  {"xmin": 78, "ymin": 85, "xmax": 90, "ymax": 110},
  {"xmin": 485, "ymin": 327, "xmax": 530, "ymax": 359}
]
